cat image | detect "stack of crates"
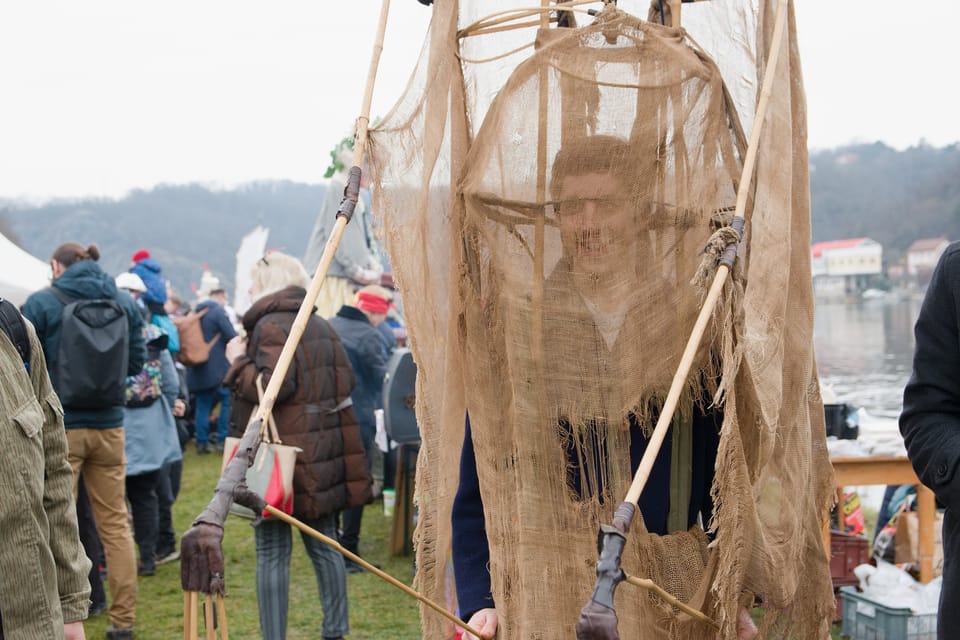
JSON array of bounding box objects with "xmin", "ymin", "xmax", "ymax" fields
[
  {"xmin": 831, "ymin": 530, "xmax": 870, "ymax": 589},
  {"xmin": 839, "ymin": 586, "xmax": 936, "ymax": 639}
]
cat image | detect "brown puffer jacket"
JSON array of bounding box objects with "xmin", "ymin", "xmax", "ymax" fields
[{"xmin": 224, "ymin": 285, "xmax": 372, "ymax": 519}]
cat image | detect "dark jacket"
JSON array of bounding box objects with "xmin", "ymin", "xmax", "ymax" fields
[
  {"xmin": 225, "ymin": 286, "xmax": 371, "ymax": 520},
  {"xmin": 22, "ymin": 259, "xmax": 146, "ymax": 429},
  {"xmin": 451, "ymin": 262, "xmax": 720, "ymax": 621},
  {"xmin": 327, "ymin": 305, "xmax": 388, "ymax": 432},
  {"xmin": 185, "ymin": 299, "xmax": 237, "ymax": 392},
  {"xmin": 900, "ymin": 241, "xmax": 960, "ymax": 638}
]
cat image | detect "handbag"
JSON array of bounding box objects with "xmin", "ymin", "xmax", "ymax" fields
[{"xmin": 222, "ymin": 375, "xmax": 301, "ymax": 519}]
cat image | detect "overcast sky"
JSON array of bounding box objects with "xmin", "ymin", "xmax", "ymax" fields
[{"xmin": 1, "ymin": 1, "xmax": 956, "ymax": 201}]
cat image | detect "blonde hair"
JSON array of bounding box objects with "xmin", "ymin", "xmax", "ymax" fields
[{"xmin": 251, "ymin": 252, "xmax": 310, "ymax": 301}]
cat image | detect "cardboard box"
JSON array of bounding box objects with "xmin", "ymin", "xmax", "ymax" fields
[{"xmin": 895, "ymin": 510, "xmax": 943, "ymax": 578}]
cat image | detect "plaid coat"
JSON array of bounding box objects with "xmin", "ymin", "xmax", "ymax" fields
[{"xmin": 0, "ymin": 314, "xmax": 91, "ymax": 639}]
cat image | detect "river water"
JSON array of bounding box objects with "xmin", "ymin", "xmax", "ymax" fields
[
  {"xmin": 814, "ymin": 295, "xmax": 927, "ymax": 509},
  {"xmin": 814, "ymin": 295, "xmax": 924, "ymax": 422}
]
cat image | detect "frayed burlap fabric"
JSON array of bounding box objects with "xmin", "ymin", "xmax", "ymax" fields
[{"xmin": 368, "ymin": 2, "xmax": 834, "ymax": 637}]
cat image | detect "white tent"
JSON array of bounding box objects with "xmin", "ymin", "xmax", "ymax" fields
[{"xmin": 1, "ymin": 232, "xmax": 49, "ymax": 306}]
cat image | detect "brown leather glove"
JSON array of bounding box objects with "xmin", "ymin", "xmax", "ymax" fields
[{"xmin": 181, "ymin": 522, "xmax": 226, "ymax": 594}]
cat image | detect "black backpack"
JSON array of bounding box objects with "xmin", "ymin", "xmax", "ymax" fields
[
  {"xmin": 50, "ymin": 287, "xmax": 129, "ymax": 409},
  {"xmin": 0, "ymin": 297, "xmax": 30, "ymax": 374}
]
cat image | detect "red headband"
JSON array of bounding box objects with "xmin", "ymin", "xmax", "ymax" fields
[{"xmin": 356, "ymin": 291, "xmax": 390, "ymax": 314}]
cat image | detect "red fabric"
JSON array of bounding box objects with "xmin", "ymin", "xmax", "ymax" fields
[
  {"xmin": 262, "ymin": 450, "xmax": 294, "ymax": 517},
  {"xmin": 132, "ymin": 249, "xmax": 151, "ymax": 263},
  {"xmin": 356, "ymin": 291, "xmax": 390, "ymax": 314}
]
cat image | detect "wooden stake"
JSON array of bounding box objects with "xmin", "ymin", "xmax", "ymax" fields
[
  {"xmin": 183, "ymin": 592, "xmax": 192, "ymax": 640},
  {"xmin": 204, "ymin": 595, "xmax": 216, "ymax": 640},
  {"xmin": 186, "ymin": 591, "xmax": 199, "ymax": 640},
  {"xmin": 622, "ymin": 0, "xmax": 790, "ymax": 508},
  {"xmin": 216, "ymin": 594, "xmax": 230, "ymax": 640},
  {"xmin": 263, "ymin": 505, "xmax": 491, "ymax": 640}
]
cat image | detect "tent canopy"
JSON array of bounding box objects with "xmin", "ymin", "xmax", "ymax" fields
[{"xmin": 0, "ymin": 233, "xmax": 49, "ymax": 306}]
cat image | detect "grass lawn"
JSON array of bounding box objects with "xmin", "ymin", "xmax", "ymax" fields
[
  {"xmin": 80, "ymin": 446, "xmax": 860, "ymax": 639},
  {"xmin": 82, "ymin": 447, "xmax": 423, "ymax": 639}
]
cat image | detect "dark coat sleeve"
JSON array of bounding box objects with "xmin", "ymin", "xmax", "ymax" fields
[
  {"xmin": 216, "ymin": 305, "xmax": 238, "ymax": 342},
  {"xmin": 360, "ymin": 331, "xmax": 388, "ymax": 389},
  {"xmin": 901, "ymin": 244, "xmax": 960, "ymax": 511},
  {"xmin": 451, "ymin": 414, "xmax": 496, "ymax": 620}
]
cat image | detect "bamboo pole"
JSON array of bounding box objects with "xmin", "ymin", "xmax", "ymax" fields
[
  {"xmin": 669, "ymin": 0, "xmax": 681, "ymax": 27},
  {"xmin": 622, "ymin": 0, "xmax": 789, "ymax": 509},
  {"xmin": 263, "ymin": 506, "xmax": 490, "ymax": 639},
  {"xmin": 253, "ymin": 0, "xmax": 389, "ymax": 428},
  {"xmin": 182, "ymin": 0, "xmax": 395, "ymax": 630}
]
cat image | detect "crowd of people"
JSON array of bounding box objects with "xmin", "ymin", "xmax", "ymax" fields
[
  {"xmin": 1, "ymin": 234, "xmax": 402, "ymax": 639},
  {"xmin": 4, "ymin": 138, "xmax": 956, "ymax": 640}
]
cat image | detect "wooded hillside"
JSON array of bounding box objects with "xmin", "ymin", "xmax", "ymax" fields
[{"xmin": 3, "ymin": 142, "xmax": 958, "ymax": 296}]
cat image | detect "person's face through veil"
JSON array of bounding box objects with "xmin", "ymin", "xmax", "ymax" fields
[{"xmin": 556, "ymin": 172, "xmax": 639, "ymax": 283}]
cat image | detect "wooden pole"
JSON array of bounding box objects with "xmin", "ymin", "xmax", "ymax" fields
[
  {"xmin": 623, "ymin": 575, "xmax": 718, "ymax": 629},
  {"xmin": 181, "ymin": 0, "xmax": 395, "ymax": 630},
  {"xmin": 263, "ymin": 505, "xmax": 491, "ymax": 639},
  {"xmin": 204, "ymin": 596, "xmax": 216, "ymax": 640},
  {"xmin": 254, "ymin": 0, "xmax": 390, "ymax": 428},
  {"xmin": 216, "ymin": 594, "xmax": 230, "ymax": 640},
  {"xmin": 186, "ymin": 591, "xmax": 199, "ymax": 640},
  {"xmin": 622, "ymin": 0, "xmax": 789, "ymax": 508}
]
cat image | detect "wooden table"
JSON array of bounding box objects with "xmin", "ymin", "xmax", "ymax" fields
[{"xmin": 827, "ymin": 455, "xmax": 936, "ymax": 584}]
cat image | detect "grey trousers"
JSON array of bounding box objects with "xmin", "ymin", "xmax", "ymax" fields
[{"xmin": 255, "ymin": 514, "xmax": 348, "ymax": 639}]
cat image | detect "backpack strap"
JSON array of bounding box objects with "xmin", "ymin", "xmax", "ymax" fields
[
  {"xmin": 0, "ymin": 297, "xmax": 31, "ymax": 373},
  {"xmin": 48, "ymin": 285, "xmax": 76, "ymax": 306}
]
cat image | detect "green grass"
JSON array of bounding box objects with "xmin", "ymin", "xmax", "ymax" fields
[
  {"xmin": 83, "ymin": 448, "xmax": 422, "ymax": 639},
  {"xmin": 81, "ymin": 449, "xmax": 872, "ymax": 638}
]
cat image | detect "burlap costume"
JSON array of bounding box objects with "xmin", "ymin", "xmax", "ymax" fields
[{"xmin": 368, "ymin": 1, "xmax": 834, "ymax": 638}]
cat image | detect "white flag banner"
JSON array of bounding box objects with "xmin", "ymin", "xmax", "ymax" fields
[{"xmin": 233, "ymin": 225, "xmax": 269, "ymax": 316}]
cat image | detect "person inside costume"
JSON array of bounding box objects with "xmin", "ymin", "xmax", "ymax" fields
[{"xmin": 450, "ymin": 136, "xmax": 760, "ymax": 639}]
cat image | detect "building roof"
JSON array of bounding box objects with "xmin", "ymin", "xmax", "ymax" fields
[
  {"xmin": 907, "ymin": 237, "xmax": 949, "ymax": 253},
  {"xmin": 810, "ymin": 238, "xmax": 871, "ymax": 258}
]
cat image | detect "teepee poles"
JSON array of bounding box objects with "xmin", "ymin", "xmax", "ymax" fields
[{"xmin": 576, "ymin": 0, "xmax": 790, "ymax": 637}]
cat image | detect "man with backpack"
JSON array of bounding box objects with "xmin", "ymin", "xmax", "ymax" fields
[
  {"xmin": 22, "ymin": 242, "xmax": 146, "ymax": 640},
  {"xmin": 183, "ymin": 287, "xmax": 236, "ymax": 454},
  {"xmin": 0, "ymin": 297, "xmax": 91, "ymax": 639}
]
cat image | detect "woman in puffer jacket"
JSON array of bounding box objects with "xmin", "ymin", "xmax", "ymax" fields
[{"xmin": 223, "ymin": 251, "xmax": 371, "ymax": 640}]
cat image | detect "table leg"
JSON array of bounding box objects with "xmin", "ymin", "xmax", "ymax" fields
[{"xmin": 917, "ymin": 484, "xmax": 935, "ymax": 584}]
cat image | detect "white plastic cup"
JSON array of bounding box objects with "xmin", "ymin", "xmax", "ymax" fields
[{"xmin": 383, "ymin": 489, "xmax": 396, "ymax": 517}]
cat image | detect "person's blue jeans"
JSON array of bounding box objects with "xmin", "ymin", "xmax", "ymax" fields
[
  {"xmin": 193, "ymin": 386, "xmax": 230, "ymax": 446},
  {"xmin": 255, "ymin": 515, "xmax": 348, "ymax": 639}
]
